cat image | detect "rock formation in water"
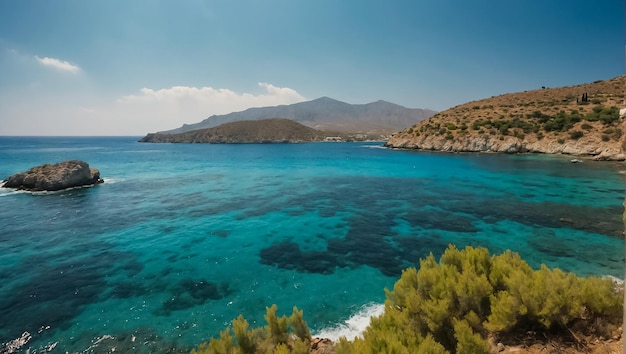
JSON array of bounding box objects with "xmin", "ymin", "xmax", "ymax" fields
[
  {"xmin": 2, "ymin": 160, "xmax": 103, "ymax": 191},
  {"xmin": 385, "ymin": 76, "xmax": 626, "ymax": 160},
  {"xmin": 140, "ymin": 118, "xmax": 338, "ymax": 143}
]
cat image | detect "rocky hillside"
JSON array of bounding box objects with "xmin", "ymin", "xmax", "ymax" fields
[
  {"xmin": 140, "ymin": 118, "xmax": 334, "ymax": 143},
  {"xmin": 385, "ymin": 76, "xmax": 626, "ymax": 160},
  {"xmin": 157, "ymin": 97, "xmax": 436, "ymax": 138}
]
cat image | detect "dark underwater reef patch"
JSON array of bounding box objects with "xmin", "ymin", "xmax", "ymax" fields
[
  {"xmin": 110, "ymin": 281, "xmax": 146, "ymax": 299},
  {"xmin": 0, "ymin": 237, "xmax": 143, "ymax": 346},
  {"xmin": 120, "ymin": 259, "xmax": 145, "ymax": 277},
  {"xmin": 527, "ymin": 231, "xmax": 625, "ymax": 271},
  {"xmin": 259, "ymin": 241, "xmax": 342, "ymax": 274},
  {"xmin": 403, "ymin": 209, "xmax": 478, "ymax": 233},
  {"xmin": 156, "ymin": 279, "xmax": 231, "ymax": 316},
  {"xmin": 0, "ymin": 260, "xmax": 108, "ymax": 344},
  {"xmin": 258, "ymin": 175, "xmax": 622, "ymax": 277},
  {"xmin": 459, "ymin": 198, "xmax": 623, "ymax": 237},
  {"xmin": 208, "ymin": 229, "xmax": 230, "ymax": 238},
  {"xmin": 260, "ymin": 209, "xmax": 416, "ymax": 277}
]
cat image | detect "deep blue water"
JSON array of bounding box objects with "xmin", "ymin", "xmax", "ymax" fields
[{"xmin": 0, "ymin": 137, "xmax": 624, "ymax": 353}]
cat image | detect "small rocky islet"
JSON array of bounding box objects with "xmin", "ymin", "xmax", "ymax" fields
[{"xmin": 2, "ymin": 160, "xmax": 103, "ymax": 192}]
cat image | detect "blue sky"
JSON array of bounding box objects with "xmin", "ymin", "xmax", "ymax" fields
[{"xmin": 0, "ymin": 0, "xmax": 623, "ymax": 135}]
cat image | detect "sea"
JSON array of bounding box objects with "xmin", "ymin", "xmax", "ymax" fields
[{"xmin": 0, "ymin": 136, "xmax": 624, "ymax": 353}]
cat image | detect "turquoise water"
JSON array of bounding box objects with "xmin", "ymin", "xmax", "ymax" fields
[{"xmin": 0, "ymin": 137, "xmax": 624, "ymax": 353}]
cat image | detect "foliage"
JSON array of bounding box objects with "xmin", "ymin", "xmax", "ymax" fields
[
  {"xmin": 191, "ymin": 305, "xmax": 311, "ymax": 354},
  {"xmin": 193, "ymin": 246, "xmax": 622, "ymax": 354},
  {"xmin": 585, "ymin": 106, "xmax": 619, "ymax": 124},
  {"xmin": 569, "ymin": 130, "xmax": 584, "ymax": 140},
  {"xmin": 456, "ymin": 103, "xmax": 620, "ymax": 141},
  {"xmin": 338, "ymin": 245, "xmax": 622, "ymax": 353}
]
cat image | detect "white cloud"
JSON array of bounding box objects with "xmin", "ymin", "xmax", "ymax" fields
[
  {"xmin": 0, "ymin": 82, "xmax": 307, "ymax": 135},
  {"xmin": 119, "ymin": 82, "xmax": 305, "ymax": 108},
  {"xmin": 35, "ymin": 56, "xmax": 81, "ymax": 73},
  {"xmin": 114, "ymin": 82, "xmax": 307, "ymax": 133}
]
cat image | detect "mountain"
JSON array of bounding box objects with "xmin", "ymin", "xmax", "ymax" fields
[
  {"xmin": 156, "ymin": 97, "xmax": 436, "ymax": 137},
  {"xmin": 140, "ymin": 118, "xmax": 334, "ymax": 143},
  {"xmin": 385, "ymin": 76, "xmax": 626, "ymax": 160}
]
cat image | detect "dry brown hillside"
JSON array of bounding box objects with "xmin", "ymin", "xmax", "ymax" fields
[{"xmin": 386, "ymin": 76, "xmax": 626, "ymax": 160}]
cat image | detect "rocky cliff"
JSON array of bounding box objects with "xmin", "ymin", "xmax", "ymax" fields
[
  {"xmin": 140, "ymin": 118, "xmax": 334, "ymax": 143},
  {"xmin": 385, "ymin": 77, "xmax": 626, "ymax": 160}
]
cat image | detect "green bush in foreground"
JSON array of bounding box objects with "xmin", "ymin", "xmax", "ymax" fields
[
  {"xmin": 336, "ymin": 245, "xmax": 622, "ymax": 354},
  {"xmin": 192, "ymin": 305, "xmax": 311, "ymax": 354},
  {"xmin": 192, "ymin": 245, "xmax": 622, "ymax": 354}
]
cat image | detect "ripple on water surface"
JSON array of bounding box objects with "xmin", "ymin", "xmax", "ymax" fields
[{"xmin": 0, "ymin": 138, "xmax": 623, "ymax": 352}]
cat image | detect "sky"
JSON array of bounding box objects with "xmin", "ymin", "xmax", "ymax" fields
[{"xmin": 0, "ymin": 0, "xmax": 623, "ymax": 136}]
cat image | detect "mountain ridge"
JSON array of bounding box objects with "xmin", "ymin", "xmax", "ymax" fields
[{"xmin": 156, "ymin": 97, "xmax": 436, "ymax": 137}]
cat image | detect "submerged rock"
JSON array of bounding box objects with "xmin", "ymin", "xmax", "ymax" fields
[{"xmin": 2, "ymin": 160, "xmax": 103, "ymax": 191}]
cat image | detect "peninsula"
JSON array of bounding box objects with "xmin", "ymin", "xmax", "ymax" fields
[
  {"xmin": 385, "ymin": 77, "xmax": 626, "ymax": 160},
  {"xmin": 140, "ymin": 118, "xmax": 336, "ymax": 143}
]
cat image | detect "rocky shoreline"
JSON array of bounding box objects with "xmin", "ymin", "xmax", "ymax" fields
[{"xmin": 384, "ymin": 132, "xmax": 626, "ymax": 161}]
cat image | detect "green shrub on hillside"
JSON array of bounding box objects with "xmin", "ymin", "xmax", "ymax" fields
[
  {"xmin": 192, "ymin": 305, "xmax": 311, "ymax": 354},
  {"xmin": 569, "ymin": 131, "xmax": 584, "ymax": 140},
  {"xmin": 586, "ymin": 106, "xmax": 619, "ymax": 124},
  {"xmin": 337, "ymin": 245, "xmax": 621, "ymax": 354},
  {"xmin": 193, "ymin": 246, "xmax": 622, "ymax": 354}
]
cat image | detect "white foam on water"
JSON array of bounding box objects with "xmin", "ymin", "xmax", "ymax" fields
[
  {"xmin": 0, "ymin": 189, "xmax": 15, "ymax": 197},
  {"xmin": 312, "ymin": 302, "xmax": 385, "ymax": 342},
  {"xmin": 102, "ymin": 177, "xmax": 124, "ymax": 184},
  {"xmin": 1, "ymin": 331, "xmax": 32, "ymax": 353},
  {"xmin": 0, "ymin": 182, "xmax": 105, "ymax": 196},
  {"xmin": 605, "ymin": 275, "xmax": 624, "ymax": 285},
  {"xmin": 604, "ymin": 275, "xmax": 624, "ymax": 292},
  {"xmin": 0, "ymin": 188, "xmax": 32, "ymax": 197}
]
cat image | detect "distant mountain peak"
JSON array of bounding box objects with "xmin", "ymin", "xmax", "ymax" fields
[
  {"xmin": 314, "ymin": 96, "xmax": 341, "ymax": 102},
  {"xmin": 154, "ymin": 97, "xmax": 436, "ymax": 136}
]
